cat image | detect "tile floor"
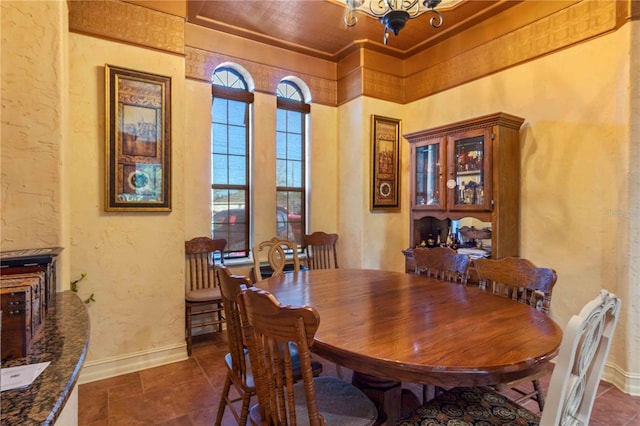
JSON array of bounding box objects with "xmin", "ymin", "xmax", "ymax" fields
[{"xmin": 78, "ymin": 333, "xmax": 640, "ymax": 426}]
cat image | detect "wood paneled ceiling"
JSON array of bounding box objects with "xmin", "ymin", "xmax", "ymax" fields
[{"xmin": 186, "ymin": 0, "xmax": 524, "ymax": 61}]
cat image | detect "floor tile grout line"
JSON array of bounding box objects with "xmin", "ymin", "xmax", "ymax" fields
[{"xmin": 193, "ymin": 351, "xmax": 219, "ymax": 392}]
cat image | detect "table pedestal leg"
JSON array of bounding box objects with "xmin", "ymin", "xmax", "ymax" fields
[{"xmin": 351, "ymin": 372, "xmax": 420, "ymax": 423}]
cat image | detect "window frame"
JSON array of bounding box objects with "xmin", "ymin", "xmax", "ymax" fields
[
  {"xmin": 211, "ymin": 68, "xmax": 254, "ymax": 259},
  {"xmin": 276, "ymin": 81, "xmax": 310, "ymax": 248}
]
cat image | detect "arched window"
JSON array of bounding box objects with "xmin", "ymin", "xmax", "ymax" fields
[
  {"xmin": 276, "ymin": 80, "xmax": 310, "ymax": 247},
  {"xmin": 211, "ymin": 66, "xmax": 253, "ymax": 258}
]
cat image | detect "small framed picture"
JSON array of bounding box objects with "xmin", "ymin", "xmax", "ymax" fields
[{"xmin": 371, "ymin": 115, "xmax": 401, "ymax": 211}]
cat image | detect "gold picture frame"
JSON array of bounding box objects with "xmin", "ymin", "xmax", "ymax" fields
[
  {"xmin": 105, "ymin": 65, "xmax": 171, "ymax": 211},
  {"xmin": 371, "ymin": 115, "xmax": 401, "ymax": 211}
]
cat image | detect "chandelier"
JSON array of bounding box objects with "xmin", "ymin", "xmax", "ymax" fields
[{"xmin": 344, "ymin": 0, "xmax": 445, "ymax": 45}]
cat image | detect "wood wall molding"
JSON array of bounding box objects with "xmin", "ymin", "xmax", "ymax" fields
[
  {"xmin": 185, "ymin": 47, "xmax": 337, "ymax": 106},
  {"xmin": 353, "ymin": 0, "xmax": 622, "ymax": 104},
  {"xmin": 68, "ymin": 0, "xmax": 184, "ymax": 55},
  {"xmin": 69, "ymin": 0, "xmax": 628, "ymax": 107},
  {"xmin": 361, "ymin": 68, "xmax": 404, "ymax": 105}
]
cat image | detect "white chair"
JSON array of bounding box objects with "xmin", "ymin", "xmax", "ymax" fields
[{"xmin": 397, "ymin": 289, "xmax": 621, "ymax": 426}]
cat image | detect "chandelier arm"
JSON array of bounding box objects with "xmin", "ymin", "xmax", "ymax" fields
[
  {"xmin": 428, "ymin": 9, "xmax": 444, "ymax": 28},
  {"xmin": 344, "ymin": 10, "xmax": 358, "ymax": 27}
]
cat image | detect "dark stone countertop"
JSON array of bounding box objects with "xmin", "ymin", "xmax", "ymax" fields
[{"xmin": 1, "ymin": 291, "xmax": 90, "ymax": 425}]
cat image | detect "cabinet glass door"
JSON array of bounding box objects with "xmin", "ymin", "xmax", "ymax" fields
[
  {"xmin": 413, "ymin": 139, "xmax": 445, "ymax": 210},
  {"xmin": 448, "ymin": 129, "xmax": 492, "ymax": 211}
]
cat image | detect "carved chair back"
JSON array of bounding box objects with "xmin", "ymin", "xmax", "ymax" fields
[
  {"xmin": 473, "ymin": 257, "xmax": 557, "ymax": 314},
  {"xmin": 252, "ymin": 237, "xmax": 300, "ymax": 282},
  {"xmin": 540, "ymin": 290, "xmax": 621, "ymax": 425},
  {"xmin": 413, "ymin": 246, "xmax": 470, "ymax": 284}
]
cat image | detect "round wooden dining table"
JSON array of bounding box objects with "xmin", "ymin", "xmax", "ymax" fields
[{"xmin": 255, "ymin": 268, "xmax": 563, "ymax": 420}]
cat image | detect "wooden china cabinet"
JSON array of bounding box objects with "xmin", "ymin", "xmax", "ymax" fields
[{"xmin": 403, "ymin": 112, "xmax": 525, "ymax": 273}]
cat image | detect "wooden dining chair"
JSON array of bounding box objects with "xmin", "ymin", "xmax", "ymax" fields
[
  {"xmin": 473, "ymin": 256, "xmax": 558, "ymax": 410},
  {"xmin": 252, "ymin": 237, "xmax": 300, "ymax": 282},
  {"xmin": 398, "ymin": 289, "xmax": 621, "ymax": 426},
  {"xmin": 412, "ymin": 246, "xmax": 470, "ymax": 284},
  {"xmin": 304, "ymin": 231, "xmax": 339, "ymax": 270},
  {"xmin": 184, "ymin": 237, "xmax": 226, "ymax": 356},
  {"xmin": 215, "ymin": 265, "xmax": 323, "ymax": 425},
  {"xmin": 215, "ymin": 265, "xmax": 255, "ymax": 426},
  {"xmin": 238, "ymin": 286, "xmax": 379, "ymax": 426}
]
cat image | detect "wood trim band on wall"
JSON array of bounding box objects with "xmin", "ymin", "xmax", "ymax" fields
[
  {"xmin": 399, "ymin": 0, "xmax": 620, "ymax": 104},
  {"xmin": 184, "ymin": 47, "xmax": 338, "ymax": 106},
  {"xmin": 69, "ymin": 0, "xmax": 628, "ymax": 107},
  {"xmin": 68, "ymin": 0, "xmax": 184, "ymax": 55}
]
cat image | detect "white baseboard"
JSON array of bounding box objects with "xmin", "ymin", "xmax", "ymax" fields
[
  {"xmin": 78, "ymin": 343, "xmax": 188, "ymax": 385},
  {"xmin": 603, "ymin": 362, "xmax": 640, "ymax": 396}
]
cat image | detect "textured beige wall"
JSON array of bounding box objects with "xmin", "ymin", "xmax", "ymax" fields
[
  {"xmin": 68, "ymin": 32, "xmax": 186, "ymax": 360},
  {"xmin": 184, "ymin": 78, "xmax": 212, "ymax": 239},
  {"xmin": 307, "ymin": 103, "xmax": 339, "ymax": 235},
  {"xmin": 628, "ymin": 20, "xmax": 640, "ymax": 386},
  {"xmin": 403, "ymin": 24, "xmax": 636, "ymax": 385},
  {"xmin": 1, "ymin": 1, "xmax": 66, "ymax": 250},
  {"xmin": 337, "ymin": 98, "xmax": 408, "ymax": 272}
]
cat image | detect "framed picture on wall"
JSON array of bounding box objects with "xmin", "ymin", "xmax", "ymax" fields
[
  {"xmin": 370, "ymin": 115, "xmax": 401, "ymax": 211},
  {"xmin": 104, "ymin": 64, "xmax": 171, "ymax": 211}
]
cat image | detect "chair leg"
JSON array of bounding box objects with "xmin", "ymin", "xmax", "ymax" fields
[
  {"xmin": 217, "ymin": 301, "xmax": 224, "ymax": 332},
  {"xmin": 215, "ymin": 372, "xmax": 233, "ymax": 426},
  {"xmin": 533, "ymin": 378, "xmax": 545, "ymax": 411},
  {"xmin": 186, "ymin": 305, "xmax": 192, "ymax": 356},
  {"xmin": 239, "ymin": 385, "xmax": 253, "ymax": 426}
]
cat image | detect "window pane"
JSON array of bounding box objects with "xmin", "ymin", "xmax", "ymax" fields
[
  {"xmin": 213, "ymin": 69, "xmax": 247, "ymax": 90},
  {"xmin": 276, "ymin": 190, "xmax": 303, "ymax": 246},
  {"xmin": 289, "ymin": 160, "xmax": 302, "ymax": 187},
  {"xmin": 212, "ymin": 154, "xmax": 228, "ymax": 185},
  {"xmin": 276, "ymin": 159, "xmax": 287, "ymax": 186},
  {"xmin": 277, "ymin": 81, "xmax": 302, "ymax": 101},
  {"xmin": 276, "ymin": 132, "xmax": 286, "ymax": 159},
  {"xmin": 212, "ymin": 124, "xmax": 228, "ymax": 153},
  {"xmin": 228, "ymin": 155, "xmax": 246, "ymax": 185},
  {"xmin": 212, "ymin": 189, "xmax": 230, "ymax": 210},
  {"xmin": 228, "ymin": 100, "xmax": 247, "ymax": 126},
  {"xmin": 212, "ymin": 98, "xmax": 227, "ymax": 122},
  {"xmin": 287, "ymin": 112, "xmax": 302, "ymax": 133},
  {"xmin": 228, "ymin": 126, "xmax": 246, "ymax": 155},
  {"xmin": 287, "ymin": 134, "xmax": 302, "ymax": 160},
  {"xmin": 276, "ymin": 109, "xmax": 286, "ymax": 132},
  {"xmin": 289, "ymin": 192, "xmax": 303, "ymax": 215}
]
